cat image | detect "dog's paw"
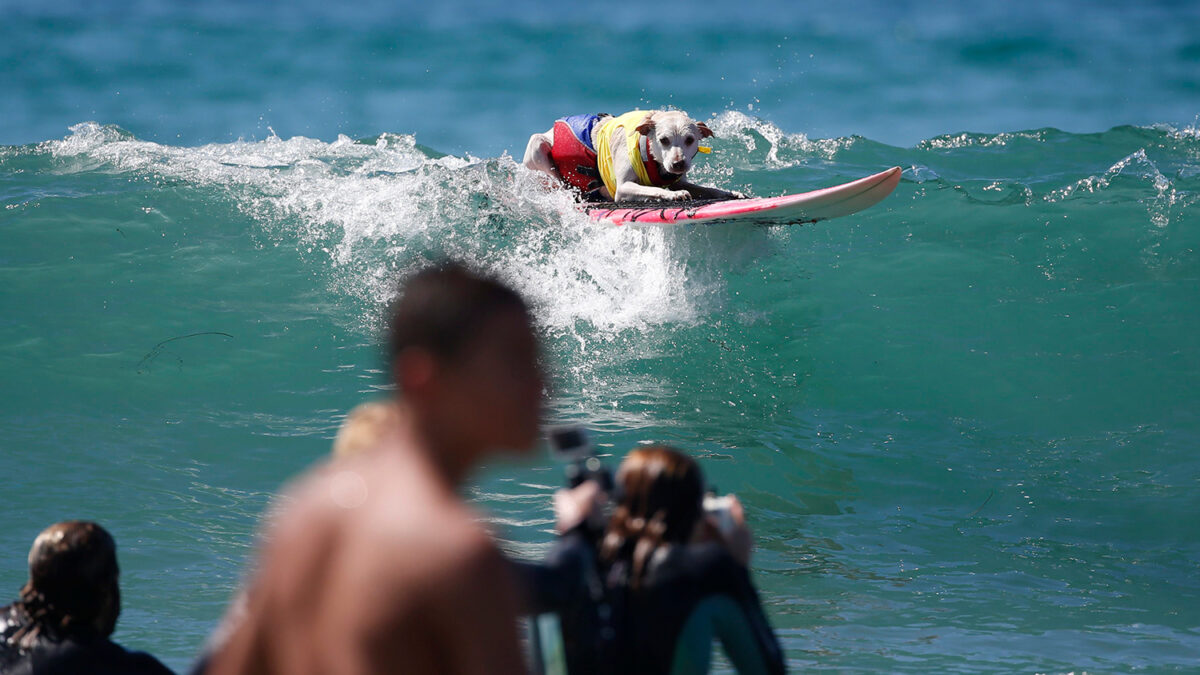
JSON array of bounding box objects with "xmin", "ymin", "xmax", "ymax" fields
[{"xmin": 665, "ymin": 190, "xmax": 692, "ymax": 201}]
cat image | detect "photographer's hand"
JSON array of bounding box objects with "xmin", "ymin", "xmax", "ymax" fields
[
  {"xmin": 553, "ymin": 480, "xmax": 608, "ymax": 534},
  {"xmin": 701, "ymin": 495, "xmax": 753, "ymax": 568}
]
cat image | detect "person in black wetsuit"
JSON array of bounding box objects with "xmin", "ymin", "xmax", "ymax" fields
[
  {"xmin": 0, "ymin": 521, "xmax": 174, "ymax": 675},
  {"xmin": 528, "ymin": 445, "xmax": 786, "ymax": 675}
]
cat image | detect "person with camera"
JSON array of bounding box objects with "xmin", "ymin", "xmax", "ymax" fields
[{"xmin": 530, "ymin": 443, "xmax": 786, "ymax": 675}]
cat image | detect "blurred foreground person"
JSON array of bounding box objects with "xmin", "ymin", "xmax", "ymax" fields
[
  {"xmin": 207, "ymin": 262, "xmax": 543, "ymax": 675},
  {"xmin": 0, "ymin": 521, "xmax": 174, "ymax": 675},
  {"xmin": 190, "ymin": 400, "xmax": 403, "ymax": 672}
]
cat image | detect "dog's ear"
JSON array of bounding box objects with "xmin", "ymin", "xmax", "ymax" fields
[
  {"xmin": 635, "ymin": 112, "xmax": 656, "ymax": 136},
  {"xmin": 695, "ymin": 122, "xmax": 715, "ymax": 139}
]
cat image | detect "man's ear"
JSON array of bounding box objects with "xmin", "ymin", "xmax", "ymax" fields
[
  {"xmin": 394, "ymin": 347, "xmax": 437, "ymax": 397},
  {"xmin": 635, "ymin": 112, "xmax": 657, "ymax": 136},
  {"xmin": 695, "ymin": 122, "xmax": 715, "ymax": 139}
]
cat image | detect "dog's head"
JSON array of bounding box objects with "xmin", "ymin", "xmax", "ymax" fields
[{"xmin": 635, "ymin": 110, "xmax": 714, "ymax": 177}]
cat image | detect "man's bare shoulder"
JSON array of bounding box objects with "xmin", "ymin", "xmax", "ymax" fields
[
  {"xmin": 264, "ymin": 446, "xmax": 497, "ymax": 584},
  {"xmin": 210, "ymin": 446, "xmax": 521, "ymax": 675}
]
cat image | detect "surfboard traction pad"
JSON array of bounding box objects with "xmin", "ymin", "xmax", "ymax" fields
[{"xmin": 583, "ymin": 197, "xmax": 821, "ymax": 226}]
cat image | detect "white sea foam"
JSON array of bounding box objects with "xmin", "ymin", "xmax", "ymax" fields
[
  {"xmin": 705, "ymin": 110, "xmax": 850, "ymax": 168},
  {"xmin": 41, "ymin": 123, "xmax": 711, "ymax": 342},
  {"xmin": 1042, "ymin": 148, "xmax": 1190, "ymax": 227},
  {"xmin": 918, "ymin": 129, "xmax": 1050, "ymax": 150}
]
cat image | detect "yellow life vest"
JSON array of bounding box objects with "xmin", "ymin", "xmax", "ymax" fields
[{"xmin": 595, "ymin": 111, "xmax": 681, "ymax": 197}]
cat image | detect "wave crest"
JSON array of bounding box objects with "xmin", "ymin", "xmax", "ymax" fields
[
  {"xmin": 32, "ymin": 123, "xmax": 714, "ymax": 339},
  {"xmin": 705, "ymin": 111, "xmax": 854, "ymax": 169}
]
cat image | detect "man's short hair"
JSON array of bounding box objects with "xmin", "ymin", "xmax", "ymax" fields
[{"xmin": 387, "ymin": 261, "xmax": 529, "ymax": 373}]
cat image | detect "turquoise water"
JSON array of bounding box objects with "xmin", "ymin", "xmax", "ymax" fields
[{"xmin": 3, "ymin": 1, "xmax": 1199, "ymax": 672}]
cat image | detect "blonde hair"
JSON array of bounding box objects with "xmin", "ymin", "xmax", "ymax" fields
[{"xmin": 332, "ymin": 400, "xmax": 401, "ymax": 459}]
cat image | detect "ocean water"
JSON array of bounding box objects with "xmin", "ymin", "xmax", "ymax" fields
[{"xmin": 2, "ymin": 1, "xmax": 1199, "ymax": 672}]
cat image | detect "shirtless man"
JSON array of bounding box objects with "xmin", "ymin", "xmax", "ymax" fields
[{"xmin": 207, "ymin": 262, "xmax": 544, "ymax": 675}]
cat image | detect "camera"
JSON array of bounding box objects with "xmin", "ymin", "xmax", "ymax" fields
[{"xmin": 547, "ymin": 425, "xmax": 613, "ymax": 492}]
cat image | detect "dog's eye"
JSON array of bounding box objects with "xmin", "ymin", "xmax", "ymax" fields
[
  {"xmin": 660, "ymin": 137, "xmax": 671, "ymax": 147},
  {"xmin": 685, "ymin": 136, "xmax": 695, "ymax": 145}
]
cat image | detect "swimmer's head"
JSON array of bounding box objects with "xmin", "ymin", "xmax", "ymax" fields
[
  {"xmin": 611, "ymin": 446, "xmax": 705, "ymax": 543},
  {"xmin": 387, "ymin": 261, "xmax": 544, "ymax": 457},
  {"xmin": 601, "ymin": 446, "xmax": 705, "ymax": 586},
  {"xmin": 19, "ymin": 521, "xmax": 121, "ymax": 640}
]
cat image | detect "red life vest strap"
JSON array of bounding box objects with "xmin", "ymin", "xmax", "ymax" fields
[{"xmin": 549, "ymin": 121, "xmax": 602, "ymax": 196}]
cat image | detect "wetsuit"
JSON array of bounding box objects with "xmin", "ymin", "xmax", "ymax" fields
[
  {"xmin": 525, "ymin": 530, "xmax": 785, "ymax": 675},
  {"xmin": 0, "ymin": 604, "xmax": 175, "ymax": 675}
]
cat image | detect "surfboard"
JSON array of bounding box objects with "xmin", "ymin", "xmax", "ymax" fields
[{"xmin": 585, "ymin": 166, "xmax": 902, "ymax": 226}]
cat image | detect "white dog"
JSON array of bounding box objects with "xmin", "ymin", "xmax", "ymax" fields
[{"xmin": 523, "ymin": 110, "xmax": 743, "ymax": 202}]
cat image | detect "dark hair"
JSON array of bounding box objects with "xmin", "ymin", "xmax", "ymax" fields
[
  {"xmin": 387, "ymin": 261, "xmax": 529, "ymax": 375},
  {"xmin": 13, "ymin": 521, "xmax": 120, "ymax": 646},
  {"xmin": 600, "ymin": 446, "xmax": 704, "ymax": 589}
]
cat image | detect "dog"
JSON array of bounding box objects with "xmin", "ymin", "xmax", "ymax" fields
[{"xmin": 523, "ymin": 110, "xmax": 744, "ymax": 202}]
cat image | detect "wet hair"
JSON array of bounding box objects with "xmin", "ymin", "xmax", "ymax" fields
[
  {"xmin": 12, "ymin": 521, "xmax": 120, "ymax": 646},
  {"xmin": 600, "ymin": 446, "xmax": 704, "ymax": 590},
  {"xmin": 387, "ymin": 261, "xmax": 529, "ymax": 379}
]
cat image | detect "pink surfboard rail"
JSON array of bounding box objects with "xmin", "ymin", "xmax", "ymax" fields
[{"xmin": 586, "ymin": 166, "xmax": 902, "ymax": 226}]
